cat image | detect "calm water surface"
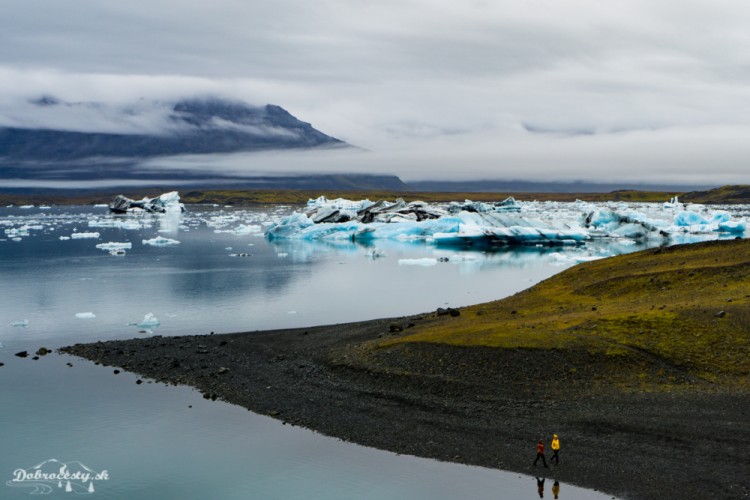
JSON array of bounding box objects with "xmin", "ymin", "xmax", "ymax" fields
[{"xmin": 0, "ymin": 203, "xmax": 687, "ymax": 499}]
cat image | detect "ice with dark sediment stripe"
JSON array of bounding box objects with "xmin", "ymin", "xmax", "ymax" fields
[{"xmin": 265, "ymin": 196, "xmax": 749, "ymax": 246}]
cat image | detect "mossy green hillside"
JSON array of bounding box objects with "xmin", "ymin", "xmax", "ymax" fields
[
  {"xmin": 0, "ymin": 188, "xmax": 681, "ymax": 207},
  {"xmin": 382, "ymin": 239, "xmax": 750, "ymax": 384}
]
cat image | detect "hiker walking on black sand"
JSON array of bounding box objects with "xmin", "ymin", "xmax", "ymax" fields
[
  {"xmin": 550, "ymin": 433, "xmax": 560, "ymax": 464},
  {"xmin": 533, "ymin": 439, "xmax": 548, "ymax": 467}
]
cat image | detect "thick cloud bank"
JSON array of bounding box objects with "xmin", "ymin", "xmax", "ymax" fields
[{"xmin": 2, "ymin": 1, "xmax": 750, "ymax": 185}]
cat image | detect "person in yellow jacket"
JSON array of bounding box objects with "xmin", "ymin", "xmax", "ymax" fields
[{"xmin": 550, "ymin": 434, "xmax": 560, "ymax": 464}]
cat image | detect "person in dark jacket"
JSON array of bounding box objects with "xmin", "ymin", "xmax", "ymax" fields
[{"xmin": 533, "ymin": 439, "xmax": 548, "ymax": 467}]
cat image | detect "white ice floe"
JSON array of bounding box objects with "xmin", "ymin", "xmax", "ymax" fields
[
  {"xmin": 214, "ymin": 224, "xmax": 262, "ymax": 236},
  {"xmin": 89, "ymin": 219, "xmax": 144, "ymax": 230},
  {"xmin": 398, "ymin": 258, "xmax": 439, "ymax": 267},
  {"xmin": 75, "ymin": 312, "xmax": 96, "ymax": 319},
  {"xmin": 59, "ymin": 236, "xmax": 71, "ymax": 241},
  {"xmin": 71, "ymin": 232, "xmax": 100, "ymax": 239},
  {"xmin": 142, "ymin": 236, "xmax": 180, "ymax": 246},
  {"xmin": 5, "ymin": 225, "xmax": 34, "ymax": 238},
  {"xmin": 129, "ymin": 313, "xmax": 160, "ymax": 333},
  {"xmin": 10, "ymin": 319, "xmax": 29, "ymax": 327},
  {"xmin": 96, "ymin": 242, "xmax": 132, "ymax": 251}
]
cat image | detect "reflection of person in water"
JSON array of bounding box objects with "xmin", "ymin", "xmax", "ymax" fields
[
  {"xmin": 552, "ymin": 480, "xmax": 560, "ymax": 499},
  {"xmin": 536, "ymin": 477, "xmax": 545, "ymax": 498}
]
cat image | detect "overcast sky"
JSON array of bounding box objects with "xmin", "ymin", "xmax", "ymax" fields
[{"xmin": 3, "ymin": 0, "xmax": 750, "ymax": 184}]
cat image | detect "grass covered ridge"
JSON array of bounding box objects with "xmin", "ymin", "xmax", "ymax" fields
[
  {"xmin": 379, "ymin": 239, "xmax": 750, "ymax": 387},
  {"xmin": 0, "ymin": 188, "xmax": 681, "ymax": 207}
]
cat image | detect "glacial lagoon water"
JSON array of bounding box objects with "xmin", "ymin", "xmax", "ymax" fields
[{"xmin": 3, "ymin": 202, "xmax": 744, "ymax": 499}]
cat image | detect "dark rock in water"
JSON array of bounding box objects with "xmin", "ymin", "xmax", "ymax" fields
[
  {"xmin": 0, "ymin": 362, "xmax": 4, "ymax": 367},
  {"xmin": 136, "ymin": 379, "xmax": 143, "ymax": 385},
  {"xmin": 14, "ymin": 351, "xmax": 28, "ymax": 358},
  {"xmin": 113, "ymin": 369, "xmax": 120, "ymax": 374},
  {"xmin": 32, "ymin": 356, "xmax": 40, "ymax": 360},
  {"xmin": 36, "ymin": 347, "xmax": 50, "ymax": 356}
]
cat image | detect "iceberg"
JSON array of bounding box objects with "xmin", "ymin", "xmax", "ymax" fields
[
  {"xmin": 129, "ymin": 313, "xmax": 160, "ymax": 333},
  {"xmin": 674, "ymin": 211, "xmax": 708, "ymax": 226},
  {"xmin": 142, "ymin": 236, "xmax": 180, "ymax": 246},
  {"xmin": 109, "ymin": 191, "xmax": 185, "ymax": 214},
  {"xmin": 75, "ymin": 312, "xmax": 96, "ymax": 319},
  {"xmin": 719, "ymin": 220, "xmax": 746, "ymax": 233},
  {"xmin": 10, "ymin": 319, "xmax": 29, "ymax": 327},
  {"xmin": 71, "ymin": 232, "xmax": 100, "ymax": 239},
  {"xmin": 265, "ymin": 196, "xmax": 748, "ymax": 248}
]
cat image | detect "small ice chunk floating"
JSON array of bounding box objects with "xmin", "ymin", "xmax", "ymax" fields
[
  {"xmin": 109, "ymin": 191, "xmax": 185, "ymax": 214},
  {"xmin": 128, "ymin": 313, "xmax": 160, "ymax": 334},
  {"xmin": 265, "ymin": 196, "xmax": 748, "ymax": 247}
]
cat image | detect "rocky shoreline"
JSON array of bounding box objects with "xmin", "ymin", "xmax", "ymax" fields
[{"xmin": 60, "ymin": 311, "xmax": 750, "ymax": 500}]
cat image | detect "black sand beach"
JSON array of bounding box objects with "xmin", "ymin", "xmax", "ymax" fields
[{"xmin": 62, "ymin": 313, "xmax": 750, "ymax": 500}]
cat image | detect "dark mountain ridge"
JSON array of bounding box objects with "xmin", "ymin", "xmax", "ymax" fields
[{"xmin": 0, "ymin": 97, "xmax": 346, "ymax": 161}]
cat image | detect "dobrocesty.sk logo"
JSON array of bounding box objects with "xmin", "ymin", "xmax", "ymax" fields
[{"xmin": 6, "ymin": 459, "xmax": 109, "ymax": 495}]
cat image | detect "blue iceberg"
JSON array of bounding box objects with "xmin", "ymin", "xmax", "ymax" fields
[{"xmin": 264, "ymin": 197, "xmax": 747, "ymax": 247}]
